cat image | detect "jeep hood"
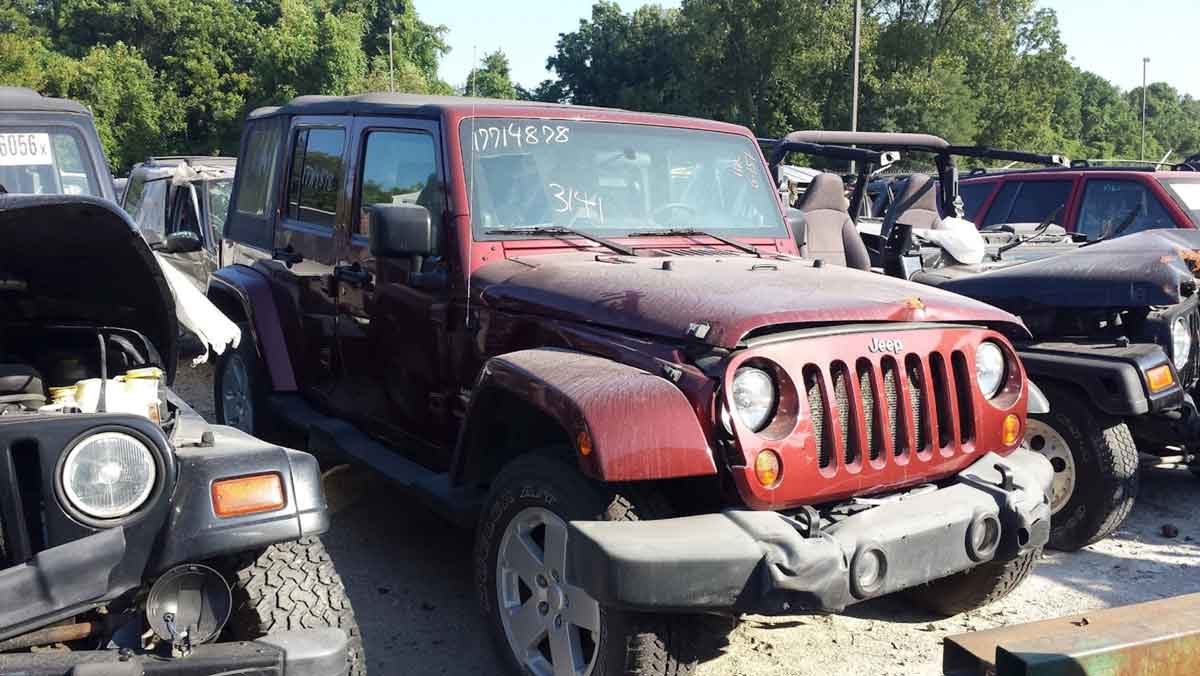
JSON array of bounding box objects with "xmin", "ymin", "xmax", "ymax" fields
[
  {"xmin": 934, "ymin": 229, "xmax": 1200, "ymax": 313},
  {"xmin": 475, "ymin": 253, "xmax": 1027, "ymax": 348},
  {"xmin": 0, "ymin": 194, "xmax": 177, "ymax": 373}
]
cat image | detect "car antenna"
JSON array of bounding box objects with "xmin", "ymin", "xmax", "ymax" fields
[{"xmin": 465, "ymin": 45, "xmax": 478, "ymax": 328}]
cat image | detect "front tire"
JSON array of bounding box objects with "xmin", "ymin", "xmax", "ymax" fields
[
  {"xmin": 475, "ymin": 451, "xmax": 700, "ymax": 676},
  {"xmin": 904, "ymin": 549, "xmax": 1041, "ymax": 616},
  {"xmin": 1028, "ymin": 385, "xmax": 1138, "ymax": 551},
  {"xmin": 217, "ymin": 538, "xmax": 365, "ymax": 676}
]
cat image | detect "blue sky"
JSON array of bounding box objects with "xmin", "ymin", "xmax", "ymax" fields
[{"xmin": 414, "ymin": 0, "xmax": 1199, "ymax": 98}]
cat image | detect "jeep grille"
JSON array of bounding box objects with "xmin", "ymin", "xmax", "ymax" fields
[{"xmin": 808, "ymin": 349, "xmax": 974, "ymax": 471}]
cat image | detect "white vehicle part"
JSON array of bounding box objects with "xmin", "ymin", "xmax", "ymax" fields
[
  {"xmin": 155, "ymin": 253, "xmax": 241, "ymax": 365},
  {"xmin": 915, "ymin": 217, "xmax": 986, "ymax": 265}
]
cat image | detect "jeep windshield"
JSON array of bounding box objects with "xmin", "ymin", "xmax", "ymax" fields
[
  {"xmin": 0, "ymin": 127, "xmax": 102, "ymax": 196},
  {"xmin": 461, "ymin": 118, "xmax": 787, "ymax": 239}
]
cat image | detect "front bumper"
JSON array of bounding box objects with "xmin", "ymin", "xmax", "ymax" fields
[
  {"xmin": 567, "ymin": 449, "xmax": 1052, "ymax": 614},
  {"xmin": 0, "ymin": 629, "xmax": 349, "ymax": 676}
]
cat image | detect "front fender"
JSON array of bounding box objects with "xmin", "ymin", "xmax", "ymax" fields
[
  {"xmin": 149, "ymin": 425, "xmax": 328, "ymax": 573},
  {"xmin": 459, "ymin": 348, "xmax": 717, "ymax": 482}
]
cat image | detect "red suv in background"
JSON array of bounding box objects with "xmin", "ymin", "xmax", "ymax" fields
[{"xmin": 960, "ymin": 164, "xmax": 1200, "ymax": 239}]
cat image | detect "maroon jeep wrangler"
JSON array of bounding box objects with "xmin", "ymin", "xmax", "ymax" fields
[{"xmin": 208, "ymin": 93, "xmax": 1052, "ymax": 676}]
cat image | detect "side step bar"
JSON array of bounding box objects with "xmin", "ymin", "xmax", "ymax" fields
[{"xmin": 266, "ymin": 394, "xmax": 482, "ymax": 526}]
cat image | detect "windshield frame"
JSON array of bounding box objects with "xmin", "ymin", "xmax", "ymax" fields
[
  {"xmin": 458, "ymin": 117, "xmax": 789, "ymax": 243},
  {"xmin": 0, "ymin": 119, "xmax": 106, "ymax": 199}
]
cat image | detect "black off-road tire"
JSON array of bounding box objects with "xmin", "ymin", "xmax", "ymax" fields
[
  {"xmin": 217, "ymin": 537, "xmax": 365, "ymax": 676},
  {"xmin": 903, "ymin": 548, "xmax": 1041, "ymax": 616},
  {"xmin": 1033, "ymin": 385, "xmax": 1139, "ymax": 551},
  {"xmin": 476, "ymin": 451, "xmax": 701, "ymax": 676},
  {"xmin": 213, "ymin": 322, "xmax": 267, "ymax": 436}
]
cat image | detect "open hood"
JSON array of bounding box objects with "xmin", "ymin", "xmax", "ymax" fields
[
  {"xmin": 934, "ymin": 229, "xmax": 1200, "ymax": 313},
  {"xmin": 0, "ymin": 194, "xmax": 177, "ymax": 375},
  {"xmin": 475, "ymin": 252, "xmax": 1028, "ymax": 348}
]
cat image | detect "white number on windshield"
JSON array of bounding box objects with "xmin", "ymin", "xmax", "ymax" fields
[{"xmin": 0, "ymin": 133, "xmax": 53, "ymax": 166}]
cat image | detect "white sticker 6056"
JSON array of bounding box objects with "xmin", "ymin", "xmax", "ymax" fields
[{"xmin": 0, "ymin": 133, "xmax": 53, "ymax": 166}]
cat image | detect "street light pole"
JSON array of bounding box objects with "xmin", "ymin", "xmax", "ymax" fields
[
  {"xmin": 388, "ymin": 19, "xmax": 396, "ymax": 93},
  {"xmin": 1141, "ymin": 57, "xmax": 1150, "ymax": 161},
  {"xmin": 849, "ymin": 0, "xmax": 861, "ymax": 173}
]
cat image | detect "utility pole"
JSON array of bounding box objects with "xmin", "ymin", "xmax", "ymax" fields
[
  {"xmin": 1141, "ymin": 57, "xmax": 1150, "ymax": 161},
  {"xmin": 388, "ymin": 18, "xmax": 397, "ymax": 93}
]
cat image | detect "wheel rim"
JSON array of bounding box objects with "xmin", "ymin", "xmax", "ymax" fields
[
  {"xmin": 1027, "ymin": 418, "xmax": 1075, "ymax": 515},
  {"xmin": 496, "ymin": 506, "xmax": 601, "ymax": 676},
  {"xmin": 220, "ymin": 353, "xmax": 254, "ymax": 434}
]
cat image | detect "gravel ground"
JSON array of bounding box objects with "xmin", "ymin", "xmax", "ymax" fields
[{"xmin": 176, "ymin": 363, "xmax": 1200, "ymax": 675}]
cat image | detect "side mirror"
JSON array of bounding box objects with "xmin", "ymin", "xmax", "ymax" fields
[
  {"xmin": 369, "ymin": 203, "xmax": 434, "ymax": 258},
  {"xmin": 162, "ymin": 230, "xmax": 203, "ymax": 254}
]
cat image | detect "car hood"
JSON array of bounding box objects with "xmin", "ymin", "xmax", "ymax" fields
[
  {"xmin": 475, "ymin": 252, "xmax": 1027, "ymax": 348},
  {"xmin": 0, "ymin": 194, "xmax": 177, "ymax": 374},
  {"xmin": 933, "ymin": 229, "xmax": 1200, "ymax": 313}
]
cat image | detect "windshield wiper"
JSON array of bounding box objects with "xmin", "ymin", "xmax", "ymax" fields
[
  {"xmin": 626, "ymin": 228, "xmax": 762, "ymax": 257},
  {"xmin": 485, "ymin": 225, "xmax": 635, "ymax": 257},
  {"xmin": 996, "ymin": 205, "xmax": 1063, "ymax": 257},
  {"xmin": 1085, "ymin": 205, "xmax": 1141, "ymax": 246}
]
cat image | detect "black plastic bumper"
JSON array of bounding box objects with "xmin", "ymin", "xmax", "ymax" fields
[
  {"xmin": 567, "ymin": 449, "xmax": 1052, "ymax": 614},
  {"xmin": 0, "ymin": 629, "xmax": 349, "ymax": 676}
]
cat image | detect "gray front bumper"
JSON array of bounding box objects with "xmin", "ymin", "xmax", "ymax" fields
[{"xmin": 567, "ymin": 450, "xmax": 1052, "ymax": 614}]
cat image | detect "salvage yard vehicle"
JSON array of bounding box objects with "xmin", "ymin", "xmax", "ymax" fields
[
  {"xmin": 0, "ymin": 87, "xmax": 115, "ymax": 200},
  {"xmin": 210, "ymin": 93, "xmax": 1052, "ymax": 676},
  {"xmin": 960, "ymin": 156, "xmax": 1200, "ymax": 238},
  {"xmin": 770, "ymin": 130, "xmax": 1197, "ymax": 551},
  {"xmin": 0, "ymin": 195, "xmax": 361, "ymax": 676},
  {"xmin": 122, "ymin": 155, "xmax": 236, "ymax": 291}
]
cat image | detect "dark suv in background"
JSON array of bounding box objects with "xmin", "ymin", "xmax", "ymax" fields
[
  {"xmin": 0, "ymin": 87, "xmax": 114, "ymax": 201},
  {"xmin": 960, "ymin": 163, "xmax": 1200, "ymax": 239}
]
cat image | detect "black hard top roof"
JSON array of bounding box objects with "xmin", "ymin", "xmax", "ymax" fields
[
  {"xmin": 0, "ymin": 87, "xmax": 92, "ymax": 115},
  {"xmin": 248, "ymin": 92, "xmax": 602, "ymax": 120}
]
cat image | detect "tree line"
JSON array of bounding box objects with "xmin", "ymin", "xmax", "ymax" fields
[{"xmin": 3, "ymin": 0, "xmax": 1197, "ymax": 172}]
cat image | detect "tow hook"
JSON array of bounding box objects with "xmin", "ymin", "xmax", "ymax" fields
[{"xmin": 994, "ymin": 463, "xmax": 1016, "ymax": 491}]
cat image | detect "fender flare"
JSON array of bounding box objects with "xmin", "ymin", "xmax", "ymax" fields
[
  {"xmin": 1018, "ymin": 344, "xmax": 1181, "ymax": 417},
  {"xmin": 208, "ymin": 265, "xmax": 297, "ymax": 392},
  {"xmin": 454, "ymin": 348, "xmax": 717, "ymax": 482}
]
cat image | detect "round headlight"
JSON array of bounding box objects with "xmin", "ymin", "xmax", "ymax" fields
[
  {"xmin": 975, "ymin": 341, "xmax": 1006, "ymax": 400},
  {"xmin": 1172, "ymin": 317, "xmax": 1192, "ymax": 371},
  {"xmin": 62, "ymin": 431, "xmax": 156, "ymax": 519},
  {"xmin": 732, "ymin": 366, "xmax": 777, "ymax": 432}
]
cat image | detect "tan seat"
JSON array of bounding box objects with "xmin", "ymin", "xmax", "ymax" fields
[{"xmin": 795, "ymin": 173, "xmax": 870, "ymax": 270}]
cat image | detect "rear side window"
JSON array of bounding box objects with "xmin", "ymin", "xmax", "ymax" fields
[
  {"xmin": 982, "ymin": 180, "xmax": 1071, "ymax": 226},
  {"xmin": 286, "ymin": 128, "xmax": 345, "ymax": 229},
  {"xmin": 1078, "ymin": 179, "xmax": 1174, "ymax": 240},
  {"xmin": 356, "ymin": 130, "xmax": 442, "ymax": 236},
  {"xmin": 129, "ymin": 178, "xmax": 168, "ymax": 241},
  {"xmin": 958, "ymin": 182, "xmax": 994, "ymax": 222},
  {"xmin": 235, "ymin": 124, "xmax": 282, "ymax": 217}
]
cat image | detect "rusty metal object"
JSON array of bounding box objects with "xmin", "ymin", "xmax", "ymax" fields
[
  {"xmin": 0, "ymin": 622, "xmax": 96, "ymax": 652},
  {"xmin": 944, "ymin": 592, "xmax": 1200, "ymax": 675}
]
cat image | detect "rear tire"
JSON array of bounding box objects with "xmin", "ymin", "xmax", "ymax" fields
[
  {"xmin": 214, "ymin": 322, "xmax": 265, "ymax": 436},
  {"xmin": 1029, "ymin": 385, "xmax": 1138, "ymax": 551},
  {"xmin": 217, "ymin": 537, "xmax": 365, "ymax": 676},
  {"xmin": 903, "ymin": 549, "xmax": 1041, "ymax": 617},
  {"xmin": 475, "ymin": 450, "xmax": 701, "ymax": 676}
]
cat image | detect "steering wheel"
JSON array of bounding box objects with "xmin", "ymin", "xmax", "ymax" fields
[{"xmin": 651, "ymin": 202, "xmax": 698, "ymax": 225}]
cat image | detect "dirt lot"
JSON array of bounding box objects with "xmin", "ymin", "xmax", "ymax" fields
[{"xmin": 177, "ymin": 362, "xmax": 1200, "ymax": 675}]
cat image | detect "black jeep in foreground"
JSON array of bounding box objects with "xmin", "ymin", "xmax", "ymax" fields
[
  {"xmin": 770, "ymin": 131, "xmax": 1196, "ymax": 551},
  {"xmin": 0, "ymin": 195, "xmax": 360, "ymax": 675}
]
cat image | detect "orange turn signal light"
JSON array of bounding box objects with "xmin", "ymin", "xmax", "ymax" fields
[
  {"xmin": 576, "ymin": 430, "xmax": 593, "ymax": 457},
  {"xmin": 1147, "ymin": 364, "xmax": 1176, "ymax": 393},
  {"xmin": 754, "ymin": 449, "xmax": 782, "ymax": 488},
  {"xmin": 212, "ymin": 473, "xmax": 285, "ymax": 518},
  {"xmin": 1001, "ymin": 414, "xmax": 1021, "ymax": 446}
]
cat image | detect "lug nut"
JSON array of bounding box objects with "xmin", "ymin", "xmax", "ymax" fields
[
  {"xmin": 551, "ymin": 570, "xmax": 561, "ymax": 583},
  {"xmin": 555, "ymin": 615, "xmax": 563, "ymax": 628},
  {"xmin": 536, "ymin": 574, "xmax": 548, "ymax": 588},
  {"xmin": 538, "ymin": 601, "xmax": 549, "ymax": 616}
]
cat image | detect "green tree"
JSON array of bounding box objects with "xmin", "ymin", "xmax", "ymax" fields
[{"xmin": 463, "ymin": 50, "xmax": 516, "ymax": 99}]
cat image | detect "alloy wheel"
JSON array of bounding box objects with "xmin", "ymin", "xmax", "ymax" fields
[{"xmin": 220, "ymin": 352, "xmax": 254, "ymax": 434}]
